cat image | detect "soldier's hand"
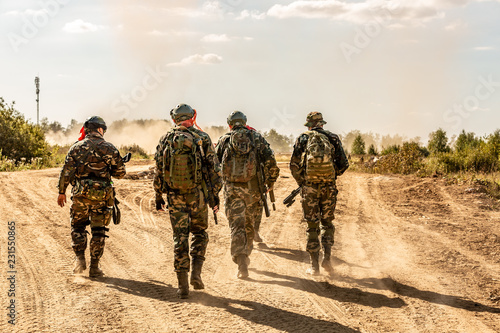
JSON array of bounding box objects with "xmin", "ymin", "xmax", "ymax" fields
[
  {"xmin": 57, "ymin": 194, "xmax": 66, "ymax": 207},
  {"xmin": 156, "ymin": 198, "xmax": 166, "ymax": 211},
  {"xmin": 212, "ymin": 205, "xmax": 219, "ymax": 214},
  {"xmin": 266, "ymin": 184, "xmax": 274, "ymax": 193}
]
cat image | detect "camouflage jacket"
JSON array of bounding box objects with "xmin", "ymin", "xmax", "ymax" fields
[
  {"xmin": 215, "ymin": 126, "xmax": 280, "ymax": 188},
  {"xmin": 290, "ymin": 127, "xmax": 349, "ymax": 186},
  {"xmin": 58, "ymin": 132, "xmax": 126, "ymax": 194},
  {"xmin": 154, "ymin": 125, "xmax": 222, "ymax": 198}
]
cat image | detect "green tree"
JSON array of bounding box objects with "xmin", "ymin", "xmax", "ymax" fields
[
  {"xmin": 486, "ymin": 129, "xmax": 500, "ymax": 158},
  {"xmin": 351, "ymin": 134, "xmax": 366, "ymax": 155},
  {"xmin": 428, "ymin": 128, "xmax": 450, "ymax": 154},
  {"xmin": 455, "ymin": 130, "xmax": 480, "ymax": 152},
  {"xmin": 262, "ymin": 128, "xmax": 293, "ymax": 153},
  {"xmin": 367, "ymin": 144, "xmax": 378, "ymax": 155},
  {"xmin": 40, "ymin": 117, "xmax": 64, "ymax": 133},
  {"xmin": 0, "ymin": 97, "xmax": 48, "ymax": 161}
]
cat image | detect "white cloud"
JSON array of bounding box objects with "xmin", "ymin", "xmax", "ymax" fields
[
  {"xmin": 201, "ymin": 34, "xmax": 230, "ymax": 42},
  {"xmin": 474, "ymin": 46, "xmax": 495, "ymax": 51},
  {"xmin": 63, "ymin": 19, "xmax": 107, "ymax": 33},
  {"xmin": 266, "ymin": 0, "xmax": 475, "ymax": 25},
  {"xmin": 167, "ymin": 53, "xmax": 223, "ymax": 66},
  {"xmin": 236, "ymin": 9, "xmax": 267, "ymax": 20}
]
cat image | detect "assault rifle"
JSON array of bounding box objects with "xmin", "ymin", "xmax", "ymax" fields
[
  {"xmin": 283, "ymin": 187, "xmax": 301, "ymax": 208},
  {"xmin": 112, "ymin": 152, "xmax": 132, "ymax": 225},
  {"xmin": 196, "ymin": 140, "xmax": 219, "ymax": 224}
]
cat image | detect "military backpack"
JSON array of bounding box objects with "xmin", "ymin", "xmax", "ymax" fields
[
  {"xmin": 221, "ymin": 127, "xmax": 257, "ymax": 183},
  {"xmin": 162, "ymin": 128, "xmax": 202, "ymax": 191},
  {"xmin": 303, "ymin": 130, "xmax": 336, "ymax": 183}
]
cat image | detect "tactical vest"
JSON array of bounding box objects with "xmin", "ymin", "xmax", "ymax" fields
[{"xmin": 303, "ymin": 130, "xmax": 336, "ymax": 183}]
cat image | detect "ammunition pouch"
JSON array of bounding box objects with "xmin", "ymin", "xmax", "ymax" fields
[{"xmin": 75, "ymin": 178, "xmax": 112, "ymax": 201}]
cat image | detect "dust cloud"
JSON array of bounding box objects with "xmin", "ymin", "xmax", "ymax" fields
[{"xmin": 46, "ymin": 120, "xmax": 173, "ymax": 154}]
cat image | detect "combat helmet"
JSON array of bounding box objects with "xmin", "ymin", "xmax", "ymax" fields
[
  {"xmin": 227, "ymin": 111, "xmax": 247, "ymax": 128},
  {"xmin": 304, "ymin": 111, "xmax": 327, "ymax": 127},
  {"xmin": 170, "ymin": 104, "xmax": 195, "ymax": 123},
  {"xmin": 84, "ymin": 116, "xmax": 107, "ymax": 132}
]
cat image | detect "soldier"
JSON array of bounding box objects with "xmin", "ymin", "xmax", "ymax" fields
[
  {"xmin": 290, "ymin": 112, "xmax": 349, "ymax": 275},
  {"xmin": 154, "ymin": 104, "xmax": 221, "ymax": 299},
  {"xmin": 215, "ymin": 111, "xmax": 279, "ymax": 278},
  {"xmin": 57, "ymin": 116, "xmax": 126, "ymax": 278}
]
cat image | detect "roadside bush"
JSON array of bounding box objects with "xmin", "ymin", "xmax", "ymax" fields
[
  {"xmin": 374, "ymin": 142, "xmax": 425, "ymax": 174},
  {"xmin": 381, "ymin": 144, "xmax": 400, "ymax": 155},
  {"xmin": 0, "ymin": 98, "xmax": 49, "ymax": 162},
  {"xmin": 120, "ymin": 144, "xmax": 150, "ymax": 159}
]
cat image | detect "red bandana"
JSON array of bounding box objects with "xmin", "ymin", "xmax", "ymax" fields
[{"xmin": 78, "ymin": 126, "xmax": 86, "ymax": 141}]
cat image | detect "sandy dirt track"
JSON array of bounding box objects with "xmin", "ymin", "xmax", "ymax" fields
[{"xmin": 1, "ymin": 161, "xmax": 499, "ymax": 333}]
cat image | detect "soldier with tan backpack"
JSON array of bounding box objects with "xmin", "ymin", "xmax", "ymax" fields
[{"xmin": 289, "ymin": 112, "xmax": 349, "ymax": 275}]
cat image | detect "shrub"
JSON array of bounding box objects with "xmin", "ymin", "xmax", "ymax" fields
[
  {"xmin": 120, "ymin": 144, "xmax": 150, "ymax": 159},
  {"xmin": 0, "ymin": 97, "xmax": 49, "ymax": 162}
]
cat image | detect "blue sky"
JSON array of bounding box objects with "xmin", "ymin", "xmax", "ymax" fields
[{"xmin": 1, "ymin": 0, "xmax": 500, "ymax": 141}]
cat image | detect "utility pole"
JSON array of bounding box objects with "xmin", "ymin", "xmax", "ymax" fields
[{"xmin": 35, "ymin": 76, "xmax": 40, "ymax": 125}]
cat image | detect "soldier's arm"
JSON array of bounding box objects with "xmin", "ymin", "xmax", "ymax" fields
[
  {"xmin": 290, "ymin": 135, "xmax": 307, "ymax": 186},
  {"xmin": 331, "ymin": 134, "xmax": 349, "ymax": 176},
  {"xmin": 259, "ymin": 136, "xmax": 280, "ymax": 188},
  {"xmin": 109, "ymin": 146, "xmax": 126, "ymax": 179},
  {"xmin": 153, "ymin": 136, "xmax": 167, "ymax": 199},
  {"xmin": 214, "ymin": 135, "xmax": 228, "ymax": 164},
  {"xmin": 57, "ymin": 148, "xmax": 77, "ymax": 194},
  {"xmin": 202, "ymin": 134, "xmax": 222, "ymax": 195}
]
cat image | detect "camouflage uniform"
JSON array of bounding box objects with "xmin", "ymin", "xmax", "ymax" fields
[
  {"xmin": 290, "ymin": 112, "xmax": 349, "ymax": 273},
  {"xmin": 215, "ymin": 126, "xmax": 279, "ymax": 264},
  {"xmin": 58, "ymin": 132, "xmax": 126, "ymax": 263},
  {"xmin": 154, "ymin": 126, "xmax": 221, "ymax": 273}
]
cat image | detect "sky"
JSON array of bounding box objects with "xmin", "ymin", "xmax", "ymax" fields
[{"xmin": 1, "ymin": 0, "xmax": 500, "ymax": 142}]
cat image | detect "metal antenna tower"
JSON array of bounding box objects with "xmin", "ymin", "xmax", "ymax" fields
[{"xmin": 35, "ymin": 76, "xmax": 40, "ymax": 125}]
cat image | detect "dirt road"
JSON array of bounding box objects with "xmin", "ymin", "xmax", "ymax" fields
[{"xmin": 1, "ymin": 162, "xmax": 499, "ymax": 332}]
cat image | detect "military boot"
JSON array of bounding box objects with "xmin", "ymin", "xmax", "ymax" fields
[
  {"xmin": 306, "ymin": 252, "xmax": 320, "ymax": 275},
  {"xmin": 73, "ymin": 252, "xmax": 86, "ymax": 274},
  {"xmin": 190, "ymin": 259, "xmax": 205, "ymax": 290},
  {"xmin": 237, "ymin": 254, "xmax": 249, "ymax": 279},
  {"xmin": 321, "ymin": 245, "xmax": 334, "ymax": 274},
  {"xmin": 89, "ymin": 258, "xmax": 104, "ymax": 278},
  {"xmin": 177, "ymin": 272, "xmax": 189, "ymax": 299}
]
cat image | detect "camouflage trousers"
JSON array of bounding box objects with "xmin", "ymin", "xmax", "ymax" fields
[
  {"xmin": 167, "ymin": 187, "xmax": 209, "ymax": 272},
  {"xmin": 70, "ymin": 195, "xmax": 113, "ymax": 260},
  {"xmin": 223, "ymin": 182, "xmax": 263, "ymax": 263},
  {"xmin": 301, "ymin": 182, "xmax": 338, "ymax": 254}
]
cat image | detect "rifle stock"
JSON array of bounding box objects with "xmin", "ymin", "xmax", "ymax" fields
[
  {"xmin": 283, "ymin": 187, "xmax": 301, "ymax": 207},
  {"xmin": 269, "ymin": 189, "xmax": 276, "ymax": 211}
]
